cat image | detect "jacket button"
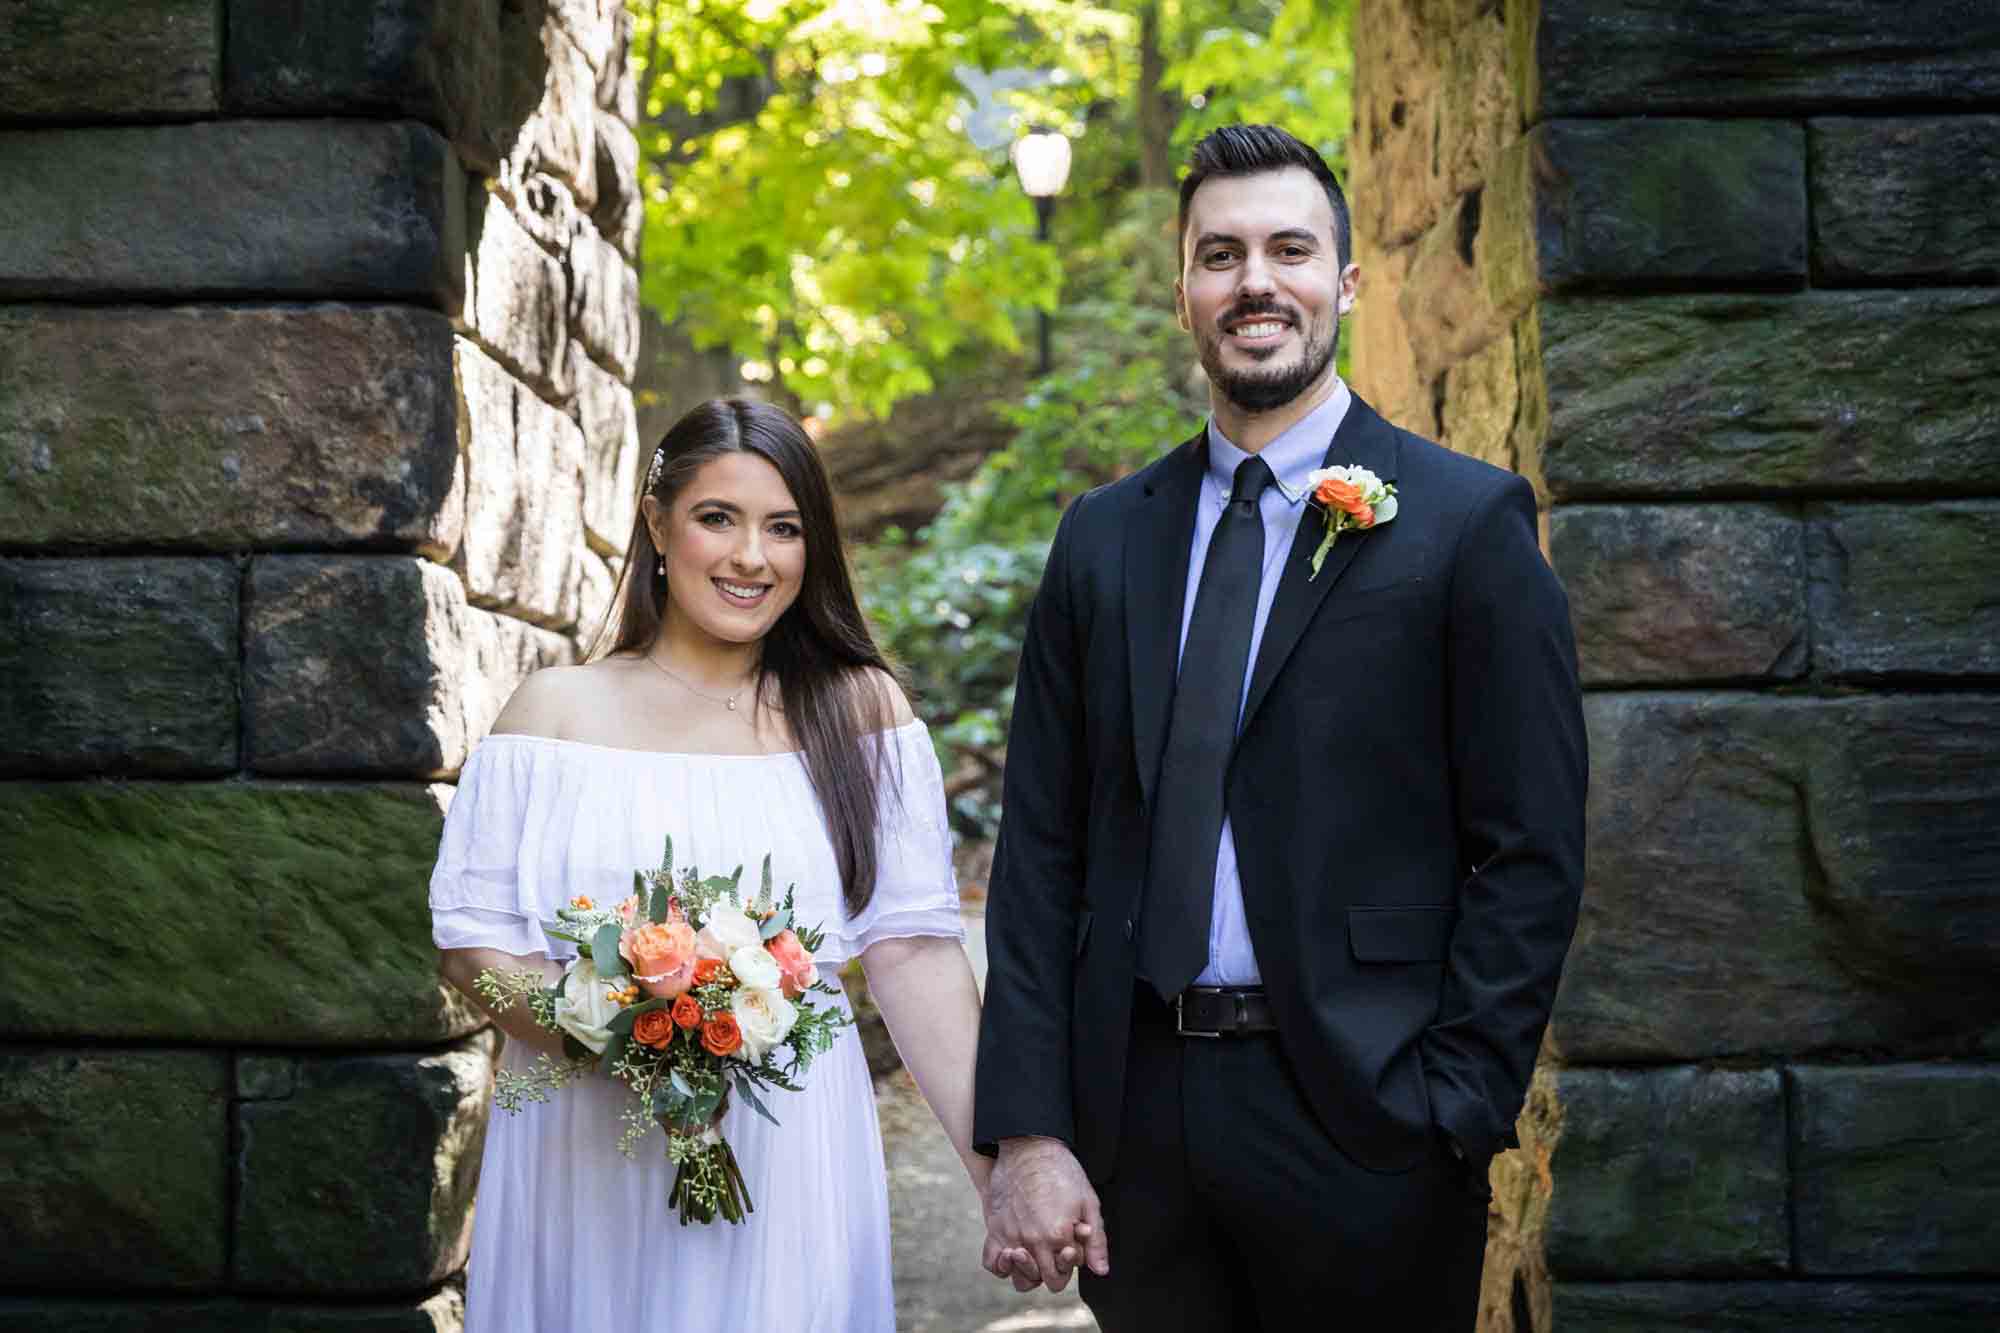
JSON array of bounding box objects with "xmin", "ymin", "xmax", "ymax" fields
[{"xmin": 1123, "ymin": 918, "xmax": 1136, "ymax": 940}]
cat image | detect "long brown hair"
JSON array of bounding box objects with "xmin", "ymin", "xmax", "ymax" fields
[{"xmin": 589, "ymin": 399, "xmax": 900, "ymax": 915}]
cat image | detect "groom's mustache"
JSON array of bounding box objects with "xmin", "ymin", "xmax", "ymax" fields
[{"xmin": 1219, "ymin": 298, "xmax": 1297, "ymax": 328}]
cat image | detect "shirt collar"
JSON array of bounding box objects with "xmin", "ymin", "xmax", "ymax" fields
[{"xmin": 1204, "ymin": 377, "xmax": 1354, "ymax": 506}]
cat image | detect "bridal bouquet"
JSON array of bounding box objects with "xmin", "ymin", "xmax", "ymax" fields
[{"xmin": 476, "ymin": 839, "xmax": 850, "ymax": 1224}]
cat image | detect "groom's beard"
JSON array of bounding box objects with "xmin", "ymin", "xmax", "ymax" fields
[{"xmin": 1198, "ymin": 299, "xmax": 1340, "ymax": 414}]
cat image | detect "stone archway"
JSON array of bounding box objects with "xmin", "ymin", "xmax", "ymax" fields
[
  {"xmin": 1348, "ymin": 2, "xmax": 2000, "ymax": 1328},
  {"xmin": 2, "ymin": 2, "xmax": 641, "ymax": 1324}
]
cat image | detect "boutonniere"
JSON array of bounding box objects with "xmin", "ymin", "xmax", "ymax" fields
[{"xmin": 1304, "ymin": 465, "xmax": 1397, "ymax": 580}]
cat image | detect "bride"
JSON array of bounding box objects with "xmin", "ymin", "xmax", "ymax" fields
[{"xmin": 431, "ymin": 398, "xmax": 986, "ymax": 1330}]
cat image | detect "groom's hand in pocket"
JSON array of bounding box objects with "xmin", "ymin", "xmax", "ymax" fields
[{"xmin": 983, "ymin": 1136, "xmax": 1110, "ymax": 1292}]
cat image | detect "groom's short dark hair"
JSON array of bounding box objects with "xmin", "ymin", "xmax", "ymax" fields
[{"xmin": 1178, "ymin": 124, "xmax": 1351, "ymax": 272}]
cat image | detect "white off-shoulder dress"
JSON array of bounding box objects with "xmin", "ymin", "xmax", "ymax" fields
[{"xmin": 429, "ymin": 720, "xmax": 964, "ymax": 1333}]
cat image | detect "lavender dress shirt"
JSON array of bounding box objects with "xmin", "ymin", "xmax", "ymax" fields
[{"xmin": 1178, "ymin": 380, "xmax": 1354, "ymax": 986}]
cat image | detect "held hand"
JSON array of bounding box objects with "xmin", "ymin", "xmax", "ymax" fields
[{"xmin": 981, "ymin": 1136, "xmax": 1110, "ymax": 1293}]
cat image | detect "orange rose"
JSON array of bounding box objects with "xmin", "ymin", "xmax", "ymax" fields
[
  {"xmin": 1352, "ymin": 502, "xmax": 1375, "ymax": 527},
  {"xmin": 1314, "ymin": 475, "xmax": 1363, "ymax": 511},
  {"xmin": 692, "ymin": 957, "xmax": 726, "ymax": 987},
  {"xmin": 631, "ymin": 1007, "xmax": 676, "ymax": 1049},
  {"xmin": 701, "ymin": 1013, "xmax": 743, "ymax": 1058},
  {"xmin": 672, "ymin": 994, "xmax": 703, "ymax": 1030},
  {"xmin": 765, "ymin": 929, "xmax": 816, "ymax": 999},
  {"xmin": 620, "ymin": 921, "xmax": 698, "ymax": 999}
]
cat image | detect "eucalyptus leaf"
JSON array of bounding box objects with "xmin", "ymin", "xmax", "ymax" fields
[
  {"xmin": 759, "ymin": 907, "xmax": 792, "ymax": 941},
  {"xmin": 671, "ymin": 1069, "xmax": 697, "ymax": 1101},
  {"xmin": 593, "ymin": 924, "xmax": 627, "ymax": 977},
  {"xmin": 606, "ymin": 999, "xmax": 664, "ymax": 1036},
  {"xmin": 732, "ymin": 1072, "xmax": 783, "ymax": 1128},
  {"xmin": 599, "ymin": 1032, "xmax": 629, "ymax": 1076}
]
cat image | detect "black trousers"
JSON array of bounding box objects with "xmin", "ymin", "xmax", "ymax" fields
[{"xmin": 1079, "ymin": 990, "xmax": 1489, "ymax": 1333}]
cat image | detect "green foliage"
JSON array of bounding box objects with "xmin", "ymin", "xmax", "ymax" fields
[
  {"xmin": 863, "ymin": 191, "xmax": 1203, "ymax": 834},
  {"xmin": 1163, "ymin": 0, "xmax": 1354, "ymax": 165}
]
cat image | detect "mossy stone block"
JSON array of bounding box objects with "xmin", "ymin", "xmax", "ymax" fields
[
  {"xmin": 0, "ymin": 783, "xmax": 481, "ymax": 1045},
  {"xmin": 0, "ymin": 559, "xmax": 238, "ymax": 775},
  {"xmin": 0, "ymin": 1048, "xmax": 227, "ymax": 1288}
]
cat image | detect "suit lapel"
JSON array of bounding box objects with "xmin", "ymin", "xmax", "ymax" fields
[
  {"xmin": 1238, "ymin": 397, "xmax": 1402, "ymax": 735},
  {"xmin": 1125, "ymin": 432, "xmax": 1207, "ymax": 813}
]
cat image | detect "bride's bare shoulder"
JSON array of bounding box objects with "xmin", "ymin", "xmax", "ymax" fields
[{"xmin": 490, "ymin": 657, "xmax": 641, "ymax": 740}]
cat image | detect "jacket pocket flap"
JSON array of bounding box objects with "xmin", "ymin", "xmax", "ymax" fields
[{"xmin": 1348, "ymin": 905, "xmax": 1455, "ymax": 962}]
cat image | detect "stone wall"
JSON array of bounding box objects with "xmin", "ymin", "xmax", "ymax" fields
[
  {"xmin": 1352, "ymin": 2, "xmax": 2000, "ymax": 1328},
  {"xmin": 0, "ymin": 2, "xmax": 642, "ymax": 1325}
]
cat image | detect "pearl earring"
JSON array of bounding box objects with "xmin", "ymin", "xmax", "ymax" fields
[{"xmin": 657, "ymin": 557, "xmax": 666, "ymax": 576}]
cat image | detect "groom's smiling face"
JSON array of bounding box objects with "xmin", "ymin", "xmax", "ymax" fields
[{"xmin": 1177, "ymin": 167, "xmax": 1358, "ymax": 415}]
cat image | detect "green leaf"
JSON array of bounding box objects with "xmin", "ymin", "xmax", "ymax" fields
[
  {"xmin": 606, "ymin": 998, "xmax": 666, "ymax": 1036},
  {"xmin": 670, "ymin": 1069, "xmax": 698, "ymax": 1102},
  {"xmin": 562, "ymin": 1033, "xmax": 591, "ymax": 1062},
  {"xmin": 598, "ymin": 1031, "xmax": 629, "ymax": 1076},
  {"xmin": 593, "ymin": 923, "xmax": 627, "ymax": 977},
  {"xmin": 649, "ymin": 873, "xmax": 671, "ymax": 924},
  {"xmin": 759, "ymin": 907, "xmax": 792, "ymax": 941},
  {"xmin": 660, "ymin": 835, "xmax": 674, "ymax": 878},
  {"xmin": 732, "ymin": 1071, "xmax": 783, "ymax": 1128},
  {"xmin": 756, "ymin": 854, "xmax": 773, "ymax": 911}
]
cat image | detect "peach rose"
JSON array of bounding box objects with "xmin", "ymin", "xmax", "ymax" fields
[
  {"xmin": 701, "ymin": 1013, "xmax": 743, "ymax": 1058},
  {"xmin": 620, "ymin": 921, "xmax": 698, "ymax": 999},
  {"xmin": 632, "ymin": 1007, "xmax": 676, "ymax": 1050},
  {"xmin": 1314, "ymin": 475, "xmax": 1371, "ymax": 517},
  {"xmin": 672, "ymin": 993, "xmax": 704, "ymax": 1030},
  {"xmin": 765, "ymin": 929, "xmax": 816, "ymax": 999}
]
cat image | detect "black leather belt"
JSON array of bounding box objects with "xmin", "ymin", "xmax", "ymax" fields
[{"xmin": 1174, "ymin": 985, "xmax": 1277, "ymax": 1038}]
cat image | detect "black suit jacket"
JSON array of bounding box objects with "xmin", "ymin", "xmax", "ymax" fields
[{"xmin": 972, "ymin": 395, "xmax": 1587, "ymax": 1181}]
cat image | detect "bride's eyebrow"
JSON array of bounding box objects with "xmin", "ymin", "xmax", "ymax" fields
[{"xmin": 692, "ymin": 499, "xmax": 802, "ymax": 521}]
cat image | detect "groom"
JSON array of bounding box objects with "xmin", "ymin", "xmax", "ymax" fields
[{"xmin": 972, "ymin": 124, "xmax": 1587, "ymax": 1330}]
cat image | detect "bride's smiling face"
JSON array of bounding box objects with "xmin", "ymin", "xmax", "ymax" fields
[{"xmin": 644, "ymin": 451, "xmax": 807, "ymax": 646}]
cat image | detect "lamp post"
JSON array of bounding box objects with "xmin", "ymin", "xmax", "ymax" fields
[{"xmin": 1010, "ymin": 126, "xmax": 1072, "ymax": 376}]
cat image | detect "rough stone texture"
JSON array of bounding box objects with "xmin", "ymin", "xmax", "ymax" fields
[
  {"xmin": 1546, "ymin": 1068, "xmax": 1787, "ymax": 1278},
  {"xmin": 0, "ymin": 1049, "xmax": 226, "ymax": 1288},
  {"xmin": 598, "ymin": 2, "xmax": 638, "ymax": 123},
  {"xmin": 572, "ymin": 345, "xmax": 642, "ymax": 551},
  {"xmin": 551, "ymin": 0, "xmax": 620, "ymax": 76},
  {"xmin": 0, "ymin": 782, "xmax": 481, "ymax": 1045},
  {"xmin": 1553, "ymin": 693, "xmax": 2000, "ymax": 1062},
  {"xmin": 1400, "ymin": 191, "xmax": 1520, "ymax": 389},
  {"xmin": 1551, "ymin": 1281, "xmax": 2000, "ymax": 1331},
  {"xmin": 499, "ymin": 22, "xmax": 597, "ymax": 211},
  {"xmin": 1551, "ymin": 505, "xmax": 1806, "ymax": 685},
  {"xmin": 568, "ymin": 221, "xmax": 642, "ymax": 380},
  {"xmin": 1809, "ymin": 502, "xmax": 2000, "ymax": 680},
  {"xmin": 1440, "ymin": 331, "xmax": 1520, "ymax": 473},
  {"xmin": 235, "ymin": 1038, "xmax": 495, "ymax": 1294},
  {"xmin": 225, "ymin": 0, "xmax": 517, "ymax": 175},
  {"xmin": 1499, "ymin": 120, "xmax": 1806, "ymax": 293},
  {"xmin": 1349, "ymin": 242, "xmax": 1430, "ymax": 435},
  {"xmin": 1538, "ymin": 290, "xmax": 2000, "ymax": 499},
  {"xmin": 456, "ymin": 342, "xmax": 587, "ymax": 627},
  {"xmin": 1351, "ymin": 0, "xmax": 1516, "ymax": 250},
  {"xmin": 574, "ymin": 550, "xmax": 617, "ymax": 653},
  {"xmin": 0, "ymin": 1291, "xmax": 464, "ymax": 1333},
  {"xmin": 0, "ymin": 559, "xmax": 238, "ymax": 776},
  {"xmin": 1523, "ymin": 0, "xmax": 2000, "ymax": 118},
  {"xmin": 0, "ymin": 0, "xmax": 219, "ymax": 120},
  {"xmin": 0, "ymin": 305, "xmax": 459, "ymax": 554},
  {"xmin": 246, "ymin": 556, "xmax": 572, "ymax": 777},
  {"xmin": 593, "ymin": 110, "xmax": 644, "ymax": 259},
  {"xmin": 1792, "ymin": 1063, "xmax": 2000, "ymax": 1275},
  {"xmin": 1812, "ymin": 116, "xmax": 2000, "ymax": 285},
  {"xmin": 463, "ymin": 189, "xmax": 572, "ymax": 400},
  {"xmin": 0, "ymin": 122, "xmax": 464, "ymax": 308}
]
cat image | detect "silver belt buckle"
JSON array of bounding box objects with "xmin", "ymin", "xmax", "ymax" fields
[{"xmin": 1174, "ymin": 991, "xmax": 1220, "ymax": 1039}]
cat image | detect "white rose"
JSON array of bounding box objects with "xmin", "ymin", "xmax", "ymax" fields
[
  {"xmin": 728, "ymin": 943, "xmax": 782, "ymax": 992},
  {"xmin": 730, "ymin": 986, "xmax": 799, "ymax": 1063},
  {"xmin": 699, "ymin": 907, "xmax": 763, "ymax": 958},
  {"xmin": 552, "ymin": 958, "xmax": 621, "ymax": 1054}
]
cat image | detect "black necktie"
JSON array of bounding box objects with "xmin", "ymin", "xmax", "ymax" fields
[{"xmin": 1140, "ymin": 453, "xmax": 1273, "ymax": 1001}]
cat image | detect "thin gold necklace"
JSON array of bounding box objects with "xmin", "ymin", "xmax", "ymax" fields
[{"xmin": 643, "ymin": 651, "xmax": 755, "ymax": 712}]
